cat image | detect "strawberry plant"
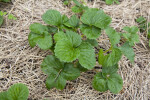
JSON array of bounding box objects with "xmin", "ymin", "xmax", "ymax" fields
[
  {"xmin": 0, "ymin": 11, "xmax": 17, "ymax": 27},
  {"xmin": 136, "ymin": 16, "xmax": 150, "ymax": 47},
  {"xmin": 28, "ymin": 5, "xmax": 139, "ymax": 93},
  {"xmin": 0, "ymin": 83, "xmax": 29, "ymax": 100}
]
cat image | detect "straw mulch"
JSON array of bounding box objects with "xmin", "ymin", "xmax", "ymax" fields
[{"xmin": 0, "ymin": 0, "xmax": 150, "ymax": 99}]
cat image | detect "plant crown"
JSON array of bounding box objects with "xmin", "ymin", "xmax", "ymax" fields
[{"xmin": 28, "ymin": 0, "xmax": 139, "ymax": 94}]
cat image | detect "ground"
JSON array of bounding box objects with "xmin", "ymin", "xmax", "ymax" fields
[{"xmin": 0, "ymin": 0, "xmax": 150, "ymax": 99}]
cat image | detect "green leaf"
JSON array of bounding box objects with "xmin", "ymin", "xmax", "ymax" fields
[
  {"xmin": 80, "ymin": 24, "xmax": 101, "ymax": 39},
  {"xmin": 123, "ymin": 26, "xmax": 139, "ymax": 46},
  {"xmin": 105, "ymin": 27, "xmax": 120, "ymax": 47},
  {"xmin": 107, "ymin": 73, "xmax": 123, "ymax": 94},
  {"xmin": 78, "ymin": 42, "xmax": 96, "ymax": 69},
  {"xmin": 84, "ymin": 39, "xmax": 98, "ymax": 47},
  {"xmin": 7, "ymin": 83, "xmax": 29, "ymax": 100},
  {"xmin": 0, "ymin": 91, "xmax": 9, "ymax": 100},
  {"xmin": 98, "ymin": 48, "xmax": 122, "ymax": 67},
  {"xmin": 136, "ymin": 16, "xmax": 146, "ymax": 24},
  {"xmin": 29, "ymin": 23, "xmax": 48, "ymax": 34},
  {"xmin": 98, "ymin": 49, "xmax": 106, "ymax": 66},
  {"xmin": 0, "ymin": 16, "xmax": 3, "ymax": 27},
  {"xmin": 119, "ymin": 42, "xmax": 135, "ymax": 63},
  {"xmin": 81, "ymin": 9, "xmax": 111, "ymax": 29},
  {"xmin": 0, "ymin": 0, "xmax": 11, "ymax": 2},
  {"xmin": 61, "ymin": 63, "xmax": 80, "ymax": 80},
  {"xmin": 47, "ymin": 26, "xmax": 58, "ymax": 33},
  {"xmin": 28, "ymin": 32, "xmax": 53, "ymax": 50},
  {"xmin": 71, "ymin": 6, "xmax": 83, "ymax": 13},
  {"xmin": 92, "ymin": 72, "xmax": 108, "ymax": 92},
  {"xmin": 42, "ymin": 10, "xmax": 62, "ymax": 26},
  {"xmin": 105, "ymin": 0, "xmax": 120, "ymax": 5},
  {"xmin": 46, "ymin": 73, "xmax": 66, "ymax": 90},
  {"xmin": 41, "ymin": 55, "xmax": 80, "ymax": 90},
  {"xmin": 54, "ymin": 31, "xmax": 81, "ymax": 62},
  {"xmin": 8, "ymin": 14, "xmax": 17, "ymax": 20},
  {"xmin": 64, "ymin": 15, "xmax": 79, "ymax": 28},
  {"xmin": 102, "ymin": 64, "xmax": 118, "ymax": 75},
  {"xmin": 76, "ymin": 62, "xmax": 88, "ymax": 72},
  {"xmin": 54, "ymin": 31, "xmax": 66, "ymax": 43}
]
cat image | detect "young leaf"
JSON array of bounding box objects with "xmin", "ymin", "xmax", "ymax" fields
[
  {"xmin": 0, "ymin": 16, "xmax": 3, "ymax": 27},
  {"xmin": 122, "ymin": 26, "xmax": 139, "ymax": 46},
  {"xmin": 71, "ymin": 6, "xmax": 83, "ymax": 13},
  {"xmin": 92, "ymin": 72, "xmax": 108, "ymax": 92},
  {"xmin": 64, "ymin": 15, "xmax": 79, "ymax": 28},
  {"xmin": 54, "ymin": 31, "xmax": 82, "ymax": 62},
  {"xmin": 84, "ymin": 38, "xmax": 98, "ymax": 47},
  {"xmin": 136, "ymin": 16, "xmax": 146, "ymax": 24},
  {"xmin": 41, "ymin": 55, "xmax": 80, "ymax": 90},
  {"xmin": 42, "ymin": 10, "xmax": 62, "ymax": 26},
  {"xmin": 7, "ymin": 83, "xmax": 29, "ymax": 100},
  {"xmin": 0, "ymin": 91, "xmax": 9, "ymax": 100},
  {"xmin": 98, "ymin": 49, "xmax": 107, "ymax": 66},
  {"xmin": 105, "ymin": 27, "xmax": 120, "ymax": 47},
  {"xmin": 107, "ymin": 73, "xmax": 123, "ymax": 94},
  {"xmin": 78, "ymin": 42, "xmax": 96, "ymax": 69},
  {"xmin": 119, "ymin": 42, "xmax": 135, "ymax": 63},
  {"xmin": 28, "ymin": 31, "xmax": 53, "ymax": 50},
  {"xmin": 80, "ymin": 24, "xmax": 101, "ymax": 39}
]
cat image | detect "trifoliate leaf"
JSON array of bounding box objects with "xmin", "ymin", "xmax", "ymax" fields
[
  {"xmin": 0, "ymin": 16, "xmax": 3, "ymax": 27},
  {"xmin": 29, "ymin": 23, "xmax": 48, "ymax": 34},
  {"xmin": 123, "ymin": 26, "xmax": 139, "ymax": 46},
  {"xmin": 28, "ymin": 32, "xmax": 53, "ymax": 50},
  {"xmin": 92, "ymin": 72, "xmax": 108, "ymax": 92},
  {"xmin": 80, "ymin": 24, "xmax": 101, "ymax": 39},
  {"xmin": 0, "ymin": 91, "xmax": 9, "ymax": 100},
  {"xmin": 42, "ymin": 10, "xmax": 62, "ymax": 26},
  {"xmin": 98, "ymin": 48, "xmax": 122, "ymax": 67},
  {"xmin": 64, "ymin": 15, "xmax": 79, "ymax": 28},
  {"xmin": 107, "ymin": 73, "xmax": 123, "ymax": 94},
  {"xmin": 78, "ymin": 42, "xmax": 96, "ymax": 69},
  {"xmin": 84, "ymin": 39, "xmax": 98, "ymax": 47},
  {"xmin": 41, "ymin": 55, "xmax": 80, "ymax": 90},
  {"xmin": 105, "ymin": 27, "xmax": 120, "ymax": 47},
  {"xmin": 119, "ymin": 42, "xmax": 135, "ymax": 63},
  {"xmin": 7, "ymin": 83, "xmax": 29, "ymax": 100}
]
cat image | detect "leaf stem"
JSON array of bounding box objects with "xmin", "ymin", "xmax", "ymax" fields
[{"xmin": 104, "ymin": 47, "xmax": 112, "ymax": 54}]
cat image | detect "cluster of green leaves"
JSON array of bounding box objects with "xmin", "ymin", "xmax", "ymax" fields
[
  {"xmin": 136, "ymin": 16, "xmax": 150, "ymax": 47},
  {"xmin": 28, "ymin": 2, "xmax": 139, "ymax": 93},
  {"xmin": 0, "ymin": 11, "xmax": 17, "ymax": 27},
  {"xmin": 104, "ymin": 0, "xmax": 120, "ymax": 5},
  {"xmin": 0, "ymin": 83, "xmax": 29, "ymax": 100},
  {"xmin": 0, "ymin": 0, "xmax": 10, "ymax": 3}
]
